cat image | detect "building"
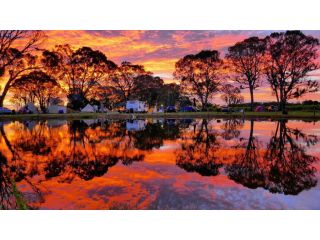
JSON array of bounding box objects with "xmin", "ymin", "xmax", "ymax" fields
[
  {"xmin": 47, "ymin": 105, "xmax": 67, "ymax": 114},
  {"xmin": 126, "ymin": 100, "xmax": 147, "ymax": 113},
  {"xmin": 81, "ymin": 104, "xmax": 97, "ymax": 113},
  {"xmin": 19, "ymin": 103, "xmax": 39, "ymax": 114}
]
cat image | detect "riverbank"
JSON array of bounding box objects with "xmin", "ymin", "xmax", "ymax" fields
[{"xmin": 0, "ymin": 111, "xmax": 319, "ymax": 121}]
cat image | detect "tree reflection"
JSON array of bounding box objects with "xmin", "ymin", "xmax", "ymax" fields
[
  {"xmin": 176, "ymin": 119, "xmax": 222, "ymax": 176},
  {"xmin": 0, "ymin": 119, "xmax": 146, "ymax": 209},
  {"xmin": 0, "ymin": 118, "xmax": 319, "ymax": 209},
  {"xmin": 225, "ymin": 120, "xmax": 266, "ymax": 189},
  {"xmin": 220, "ymin": 118, "xmax": 244, "ymax": 140},
  {"xmin": 263, "ymin": 120, "xmax": 318, "ymax": 195},
  {"xmin": 44, "ymin": 120, "xmax": 145, "ymax": 182},
  {"xmin": 0, "ymin": 150, "xmax": 43, "ymax": 210},
  {"xmin": 130, "ymin": 120, "xmax": 180, "ymax": 150},
  {"xmin": 226, "ymin": 119, "xmax": 318, "ymax": 195}
]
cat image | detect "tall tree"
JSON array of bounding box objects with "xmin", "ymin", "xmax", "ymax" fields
[
  {"xmin": 42, "ymin": 45, "xmax": 116, "ymax": 110},
  {"xmin": 0, "ymin": 52, "xmax": 39, "ymax": 107},
  {"xmin": 226, "ymin": 37, "xmax": 266, "ymax": 111},
  {"xmin": 109, "ymin": 61, "xmax": 150, "ymax": 103},
  {"xmin": 158, "ymin": 83, "xmax": 181, "ymax": 106},
  {"xmin": 11, "ymin": 70, "xmax": 61, "ymax": 112},
  {"xmin": 174, "ymin": 50, "xmax": 223, "ymax": 111},
  {"xmin": 0, "ymin": 31, "xmax": 44, "ymax": 106},
  {"xmin": 220, "ymin": 83, "xmax": 244, "ymax": 106},
  {"xmin": 131, "ymin": 74, "xmax": 164, "ymax": 106},
  {"xmin": 264, "ymin": 31, "xmax": 319, "ymax": 114}
]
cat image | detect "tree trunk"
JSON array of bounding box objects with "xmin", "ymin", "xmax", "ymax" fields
[
  {"xmin": 281, "ymin": 100, "xmax": 287, "ymax": 114},
  {"xmin": 200, "ymin": 97, "xmax": 205, "ymax": 111},
  {"xmin": 0, "ymin": 76, "xmax": 14, "ymax": 107},
  {"xmin": 0, "ymin": 95, "xmax": 4, "ymax": 107},
  {"xmin": 0, "ymin": 84, "xmax": 10, "ymax": 107},
  {"xmin": 249, "ymin": 86, "xmax": 254, "ymax": 112},
  {"xmin": 247, "ymin": 119, "xmax": 254, "ymax": 150},
  {"xmin": 275, "ymin": 89, "xmax": 279, "ymax": 105}
]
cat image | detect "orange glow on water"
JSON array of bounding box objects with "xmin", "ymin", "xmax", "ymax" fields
[{"xmin": 0, "ymin": 118, "xmax": 319, "ymax": 209}]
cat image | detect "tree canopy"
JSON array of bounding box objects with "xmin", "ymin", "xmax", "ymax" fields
[{"xmin": 174, "ymin": 50, "xmax": 224, "ymax": 110}]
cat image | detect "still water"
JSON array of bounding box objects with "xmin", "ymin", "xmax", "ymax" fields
[{"xmin": 0, "ymin": 118, "xmax": 319, "ymax": 209}]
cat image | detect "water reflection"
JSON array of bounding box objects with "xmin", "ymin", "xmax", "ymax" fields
[
  {"xmin": 263, "ymin": 120, "xmax": 318, "ymax": 195},
  {"xmin": 226, "ymin": 120, "xmax": 265, "ymax": 190},
  {"xmin": 176, "ymin": 119, "xmax": 222, "ymax": 176},
  {"xmin": 226, "ymin": 120, "xmax": 318, "ymax": 195},
  {"xmin": 0, "ymin": 118, "xmax": 319, "ymax": 209}
]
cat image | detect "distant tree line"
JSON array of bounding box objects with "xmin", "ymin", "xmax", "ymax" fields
[{"xmin": 0, "ymin": 30, "xmax": 319, "ymax": 113}]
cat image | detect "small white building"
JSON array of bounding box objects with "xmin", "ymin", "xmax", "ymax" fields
[
  {"xmin": 47, "ymin": 105, "xmax": 67, "ymax": 114},
  {"xmin": 19, "ymin": 103, "xmax": 39, "ymax": 114},
  {"xmin": 126, "ymin": 100, "xmax": 147, "ymax": 113},
  {"xmin": 81, "ymin": 104, "xmax": 97, "ymax": 113},
  {"xmin": 126, "ymin": 120, "xmax": 146, "ymax": 131}
]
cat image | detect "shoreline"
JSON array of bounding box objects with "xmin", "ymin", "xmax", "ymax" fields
[{"xmin": 0, "ymin": 111, "xmax": 319, "ymax": 121}]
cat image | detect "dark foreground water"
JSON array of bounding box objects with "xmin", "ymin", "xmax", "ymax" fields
[{"xmin": 0, "ymin": 118, "xmax": 319, "ymax": 209}]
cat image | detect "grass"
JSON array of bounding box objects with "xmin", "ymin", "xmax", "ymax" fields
[
  {"xmin": 0, "ymin": 111, "xmax": 319, "ymax": 121},
  {"xmin": 11, "ymin": 180, "xmax": 28, "ymax": 210}
]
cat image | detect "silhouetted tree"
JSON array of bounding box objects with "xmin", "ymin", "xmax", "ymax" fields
[
  {"xmin": 0, "ymin": 31, "xmax": 44, "ymax": 106},
  {"xmin": 174, "ymin": 50, "xmax": 223, "ymax": 110},
  {"xmin": 42, "ymin": 45, "xmax": 116, "ymax": 110},
  {"xmin": 11, "ymin": 70, "xmax": 61, "ymax": 112},
  {"xmin": 158, "ymin": 83, "xmax": 181, "ymax": 106},
  {"xmin": 131, "ymin": 75, "xmax": 164, "ymax": 106},
  {"xmin": 226, "ymin": 37, "xmax": 266, "ymax": 111},
  {"xmin": 264, "ymin": 31, "xmax": 319, "ymax": 114},
  {"xmin": 220, "ymin": 84, "xmax": 244, "ymax": 106},
  {"xmin": 109, "ymin": 61, "xmax": 151, "ymax": 103}
]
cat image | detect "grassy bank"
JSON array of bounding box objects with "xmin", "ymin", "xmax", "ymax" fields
[{"xmin": 0, "ymin": 111, "xmax": 320, "ymax": 121}]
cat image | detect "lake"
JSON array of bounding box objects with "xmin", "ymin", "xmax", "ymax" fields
[{"xmin": 0, "ymin": 117, "xmax": 319, "ymax": 209}]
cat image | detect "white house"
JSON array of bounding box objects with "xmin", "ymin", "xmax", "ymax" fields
[
  {"xmin": 48, "ymin": 105, "xmax": 67, "ymax": 114},
  {"xmin": 126, "ymin": 120, "xmax": 146, "ymax": 131},
  {"xmin": 126, "ymin": 100, "xmax": 147, "ymax": 113},
  {"xmin": 81, "ymin": 104, "xmax": 97, "ymax": 113},
  {"xmin": 19, "ymin": 103, "xmax": 39, "ymax": 114}
]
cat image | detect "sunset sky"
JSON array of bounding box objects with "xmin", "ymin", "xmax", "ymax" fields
[{"xmin": 6, "ymin": 30, "xmax": 320, "ymax": 106}]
